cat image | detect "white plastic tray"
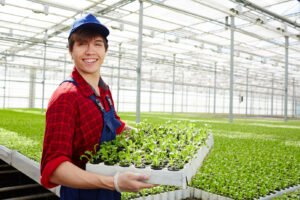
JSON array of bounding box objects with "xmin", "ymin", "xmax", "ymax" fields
[{"xmin": 86, "ymin": 134, "xmax": 214, "ymax": 188}]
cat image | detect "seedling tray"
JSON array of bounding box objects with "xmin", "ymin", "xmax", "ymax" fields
[{"xmin": 86, "ymin": 133, "xmax": 213, "ymax": 188}]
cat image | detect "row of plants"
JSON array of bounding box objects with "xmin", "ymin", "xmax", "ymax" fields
[
  {"xmin": 81, "ymin": 120, "xmax": 210, "ymax": 171},
  {"xmin": 190, "ymin": 130, "xmax": 300, "ymax": 200},
  {"xmin": 273, "ymin": 188, "xmax": 300, "ymax": 200},
  {"xmin": 1, "ymin": 109, "xmax": 299, "ymax": 200},
  {"xmin": 0, "ymin": 109, "xmax": 44, "ymax": 161},
  {"xmin": 122, "ymin": 186, "xmax": 180, "ymax": 200},
  {"xmin": 118, "ymin": 113, "xmax": 300, "ymax": 200}
]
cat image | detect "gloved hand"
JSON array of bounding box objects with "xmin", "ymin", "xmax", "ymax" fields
[
  {"xmin": 123, "ymin": 125, "xmax": 138, "ymax": 134},
  {"xmin": 114, "ymin": 171, "xmax": 155, "ymax": 192},
  {"xmin": 131, "ymin": 127, "xmax": 138, "ymax": 133}
]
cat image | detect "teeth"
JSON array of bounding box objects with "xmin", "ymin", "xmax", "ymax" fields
[{"xmin": 84, "ymin": 59, "xmax": 96, "ymax": 63}]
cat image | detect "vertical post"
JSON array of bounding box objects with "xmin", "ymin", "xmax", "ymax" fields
[
  {"xmin": 185, "ymin": 85, "xmax": 188, "ymax": 112},
  {"xmin": 282, "ymin": 94, "xmax": 284, "ymax": 116},
  {"xmin": 292, "ymin": 78, "xmax": 295, "ymax": 117},
  {"xmin": 213, "ymin": 62, "xmax": 217, "ymax": 114},
  {"xmin": 29, "ymin": 68, "xmax": 36, "ymax": 108},
  {"xmin": 250, "ymin": 87, "xmax": 253, "ymax": 115},
  {"xmin": 149, "ymin": 69, "xmax": 152, "ymax": 112},
  {"xmin": 41, "ymin": 36, "xmax": 47, "ymax": 113},
  {"xmin": 136, "ymin": 0, "xmax": 143, "ymax": 123},
  {"xmin": 110, "ymin": 70, "xmax": 114, "ymax": 88},
  {"xmin": 208, "ymin": 87, "xmax": 211, "ymax": 113},
  {"xmin": 223, "ymin": 90, "xmax": 225, "ymax": 113},
  {"xmin": 181, "ymin": 72, "xmax": 184, "ymax": 113},
  {"xmin": 163, "ymin": 82, "xmax": 165, "ymax": 112},
  {"xmin": 117, "ymin": 43, "xmax": 122, "ymax": 111},
  {"xmin": 3, "ymin": 57, "xmax": 7, "ymax": 108},
  {"xmin": 172, "ymin": 54, "xmax": 176, "ymax": 114},
  {"xmin": 265, "ymin": 93, "xmax": 268, "ymax": 115},
  {"xmin": 229, "ymin": 15, "xmax": 235, "ymax": 123},
  {"xmin": 284, "ymin": 36, "xmax": 289, "ymax": 121},
  {"xmin": 271, "ymin": 74, "xmax": 274, "ymax": 116},
  {"xmin": 63, "ymin": 53, "xmax": 67, "ymax": 79},
  {"xmin": 196, "ymin": 87, "xmax": 199, "ymax": 112},
  {"xmin": 245, "ymin": 68, "xmax": 249, "ymax": 116}
]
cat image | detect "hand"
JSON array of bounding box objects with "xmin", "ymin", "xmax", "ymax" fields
[
  {"xmin": 123, "ymin": 125, "xmax": 137, "ymax": 135},
  {"xmin": 114, "ymin": 171, "xmax": 156, "ymax": 192},
  {"xmin": 131, "ymin": 127, "xmax": 138, "ymax": 133}
]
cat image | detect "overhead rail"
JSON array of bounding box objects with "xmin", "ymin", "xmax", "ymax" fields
[{"xmin": 234, "ymin": 0, "xmax": 300, "ymax": 29}]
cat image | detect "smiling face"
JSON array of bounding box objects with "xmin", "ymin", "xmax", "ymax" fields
[
  {"xmin": 71, "ymin": 36, "xmax": 106, "ymax": 76},
  {"xmin": 68, "ymin": 27, "xmax": 108, "ymax": 77}
]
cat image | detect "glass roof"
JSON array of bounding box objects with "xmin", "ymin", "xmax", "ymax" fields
[{"xmin": 0, "ymin": 0, "xmax": 299, "ymax": 89}]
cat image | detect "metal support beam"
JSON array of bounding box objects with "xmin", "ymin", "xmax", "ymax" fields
[
  {"xmin": 29, "ymin": 68, "xmax": 36, "ymax": 108},
  {"xmin": 208, "ymin": 87, "xmax": 211, "ymax": 113},
  {"xmin": 186, "ymin": 85, "xmax": 188, "ymax": 112},
  {"xmin": 271, "ymin": 74, "xmax": 274, "ymax": 116},
  {"xmin": 41, "ymin": 40, "xmax": 47, "ymax": 113},
  {"xmin": 3, "ymin": 57, "xmax": 7, "ymax": 108},
  {"xmin": 63, "ymin": 53, "xmax": 67, "ymax": 80},
  {"xmin": 245, "ymin": 68, "xmax": 249, "ymax": 116},
  {"xmin": 213, "ymin": 62, "xmax": 217, "ymax": 114},
  {"xmin": 117, "ymin": 43, "xmax": 122, "ymax": 111},
  {"xmin": 172, "ymin": 54, "xmax": 176, "ymax": 114},
  {"xmin": 136, "ymin": 0, "xmax": 143, "ymax": 123},
  {"xmin": 292, "ymin": 78, "xmax": 295, "ymax": 117},
  {"xmin": 163, "ymin": 83, "xmax": 165, "ymax": 112},
  {"xmin": 149, "ymin": 69, "xmax": 152, "ymax": 112},
  {"xmin": 181, "ymin": 73, "xmax": 184, "ymax": 113},
  {"xmin": 235, "ymin": 0, "xmax": 300, "ymax": 29},
  {"xmin": 284, "ymin": 36, "xmax": 289, "ymax": 121},
  {"xmin": 229, "ymin": 15, "xmax": 235, "ymax": 123},
  {"xmin": 196, "ymin": 87, "xmax": 199, "ymax": 112}
]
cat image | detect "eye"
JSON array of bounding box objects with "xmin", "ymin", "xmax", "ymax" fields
[
  {"xmin": 77, "ymin": 41, "xmax": 87, "ymax": 46},
  {"xmin": 95, "ymin": 42, "xmax": 104, "ymax": 47}
]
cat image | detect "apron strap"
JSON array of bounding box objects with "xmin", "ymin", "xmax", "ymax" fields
[
  {"xmin": 89, "ymin": 95, "xmax": 106, "ymax": 113},
  {"xmin": 60, "ymin": 77, "xmax": 106, "ymax": 113},
  {"xmin": 105, "ymin": 96, "xmax": 114, "ymax": 109},
  {"xmin": 60, "ymin": 77, "xmax": 78, "ymax": 86}
]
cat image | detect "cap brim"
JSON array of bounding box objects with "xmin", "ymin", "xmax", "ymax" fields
[{"xmin": 69, "ymin": 23, "xmax": 109, "ymax": 38}]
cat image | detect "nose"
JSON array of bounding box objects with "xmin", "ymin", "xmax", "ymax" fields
[{"xmin": 85, "ymin": 43, "xmax": 95, "ymax": 54}]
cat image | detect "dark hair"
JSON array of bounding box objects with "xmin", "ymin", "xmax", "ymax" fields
[{"xmin": 68, "ymin": 26, "xmax": 108, "ymax": 52}]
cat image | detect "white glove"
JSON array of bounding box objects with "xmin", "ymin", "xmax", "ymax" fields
[{"xmin": 113, "ymin": 171, "xmax": 155, "ymax": 192}]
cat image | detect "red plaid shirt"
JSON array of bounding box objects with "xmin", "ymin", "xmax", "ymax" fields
[{"xmin": 40, "ymin": 68, "xmax": 125, "ymax": 188}]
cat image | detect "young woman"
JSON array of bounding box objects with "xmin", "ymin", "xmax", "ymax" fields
[{"xmin": 40, "ymin": 13, "xmax": 154, "ymax": 200}]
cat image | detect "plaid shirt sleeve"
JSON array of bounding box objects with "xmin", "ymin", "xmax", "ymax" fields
[{"xmin": 40, "ymin": 85, "xmax": 77, "ymax": 188}]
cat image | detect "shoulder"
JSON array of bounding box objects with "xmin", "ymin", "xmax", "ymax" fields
[{"xmin": 48, "ymin": 82, "xmax": 79, "ymax": 107}]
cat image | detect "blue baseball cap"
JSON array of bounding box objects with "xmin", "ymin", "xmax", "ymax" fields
[{"xmin": 68, "ymin": 13, "xmax": 109, "ymax": 39}]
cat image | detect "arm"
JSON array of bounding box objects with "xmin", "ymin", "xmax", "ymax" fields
[{"xmin": 50, "ymin": 161, "xmax": 155, "ymax": 192}]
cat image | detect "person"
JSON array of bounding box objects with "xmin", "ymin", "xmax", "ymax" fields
[{"xmin": 40, "ymin": 13, "xmax": 154, "ymax": 200}]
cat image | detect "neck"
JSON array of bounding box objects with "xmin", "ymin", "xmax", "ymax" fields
[
  {"xmin": 77, "ymin": 69, "xmax": 100, "ymax": 95},
  {"xmin": 82, "ymin": 74, "xmax": 100, "ymax": 88}
]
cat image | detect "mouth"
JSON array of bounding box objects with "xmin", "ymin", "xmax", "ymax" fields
[{"xmin": 83, "ymin": 58, "xmax": 97, "ymax": 64}]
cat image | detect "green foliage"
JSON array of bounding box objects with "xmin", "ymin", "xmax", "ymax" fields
[
  {"xmin": 0, "ymin": 109, "xmax": 45, "ymax": 161},
  {"xmin": 94, "ymin": 120, "xmax": 209, "ymax": 170},
  {"xmin": 121, "ymin": 185, "xmax": 179, "ymax": 200},
  {"xmin": 273, "ymin": 188, "xmax": 300, "ymax": 200},
  {"xmin": 1, "ymin": 109, "xmax": 299, "ymax": 200}
]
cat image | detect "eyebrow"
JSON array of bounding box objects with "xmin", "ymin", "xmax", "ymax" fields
[{"xmin": 95, "ymin": 39, "xmax": 104, "ymax": 43}]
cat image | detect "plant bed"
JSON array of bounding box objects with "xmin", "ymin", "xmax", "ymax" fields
[
  {"xmin": 0, "ymin": 145, "xmax": 61, "ymax": 196},
  {"xmin": 85, "ymin": 121, "xmax": 213, "ymax": 188}
]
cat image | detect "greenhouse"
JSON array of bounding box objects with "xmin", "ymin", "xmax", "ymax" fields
[{"xmin": 0, "ymin": 0, "xmax": 299, "ymax": 199}]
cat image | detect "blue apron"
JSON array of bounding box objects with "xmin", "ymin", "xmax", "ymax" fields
[{"xmin": 59, "ymin": 78, "xmax": 122, "ymax": 200}]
